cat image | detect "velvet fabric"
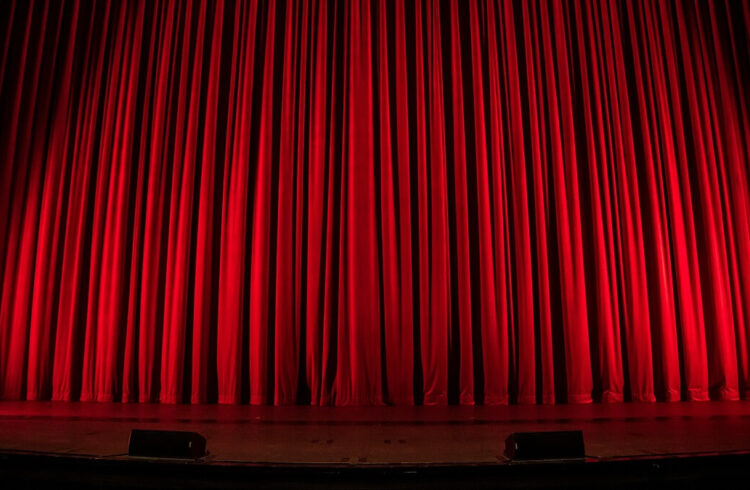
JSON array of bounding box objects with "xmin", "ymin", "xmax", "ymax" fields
[{"xmin": 1, "ymin": 0, "xmax": 749, "ymax": 405}]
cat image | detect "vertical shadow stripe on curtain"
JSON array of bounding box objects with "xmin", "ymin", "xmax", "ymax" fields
[{"xmin": 1, "ymin": 0, "xmax": 749, "ymax": 405}]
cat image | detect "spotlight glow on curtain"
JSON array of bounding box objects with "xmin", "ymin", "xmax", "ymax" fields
[{"xmin": 1, "ymin": 0, "xmax": 750, "ymax": 405}]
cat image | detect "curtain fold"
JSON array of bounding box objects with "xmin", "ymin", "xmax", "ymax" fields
[{"xmin": 1, "ymin": 0, "xmax": 749, "ymax": 405}]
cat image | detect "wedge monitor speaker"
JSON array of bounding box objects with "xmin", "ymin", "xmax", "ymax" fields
[
  {"xmin": 505, "ymin": 430, "xmax": 585, "ymax": 461},
  {"xmin": 128, "ymin": 429, "xmax": 207, "ymax": 459}
]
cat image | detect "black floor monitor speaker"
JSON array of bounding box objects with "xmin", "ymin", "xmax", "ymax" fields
[
  {"xmin": 505, "ymin": 430, "xmax": 585, "ymax": 461},
  {"xmin": 128, "ymin": 429, "xmax": 207, "ymax": 459}
]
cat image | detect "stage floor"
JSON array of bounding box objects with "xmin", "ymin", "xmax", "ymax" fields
[{"xmin": 1, "ymin": 401, "xmax": 749, "ymax": 465}]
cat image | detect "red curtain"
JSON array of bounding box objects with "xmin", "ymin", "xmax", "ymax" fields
[{"xmin": 1, "ymin": 0, "xmax": 750, "ymax": 406}]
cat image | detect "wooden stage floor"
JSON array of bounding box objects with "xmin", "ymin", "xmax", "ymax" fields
[{"xmin": 1, "ymin": 401, "xmax": 749, "ymax": 465}]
